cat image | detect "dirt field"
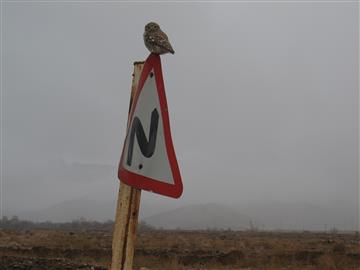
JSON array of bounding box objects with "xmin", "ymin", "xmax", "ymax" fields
[{"xmin": 0, "ymin": 229, "xmax": 359, "ymax": 270}]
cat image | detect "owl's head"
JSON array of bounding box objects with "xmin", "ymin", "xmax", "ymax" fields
[{"xmin": 145, "ymin": 22, "xmax": 160, "ymax": 32}]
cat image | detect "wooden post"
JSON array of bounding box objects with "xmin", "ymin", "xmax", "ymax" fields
[{"xmin": 110, "ymin": 61, "xmax": 144, "ymax": 270}]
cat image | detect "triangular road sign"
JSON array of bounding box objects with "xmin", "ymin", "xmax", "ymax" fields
[{"xmin": 118, "ymin": 53, "xmax": 183, "ymax": 198}]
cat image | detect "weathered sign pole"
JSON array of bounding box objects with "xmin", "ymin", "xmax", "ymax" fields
[
  {"xmin": 110, "ymin": 62, "xmax": 144, "ymax": 270},
  {"xmin": 111, "ymin": 53, "xmax": 183, "ymax": 270}
]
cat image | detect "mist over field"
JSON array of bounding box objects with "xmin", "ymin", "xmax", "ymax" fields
[{"xmin": 3, "ymin": 3, "xmax": 359, "ymax": 231}]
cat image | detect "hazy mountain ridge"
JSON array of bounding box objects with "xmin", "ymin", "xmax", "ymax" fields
[
  {"xmin": 143, "ymin": 203, "xmax": 251, "ymax": 230},
  {"xmin": 17, "ymin": 199, "xmax": 116, "ymax": 223},
  {"xmin": 143, "ymin": 202, "xmax": 358, "ymax": 231},
  {"xmin": 13, "ymin": 199, "xmax": 358, "ymax": 231}
]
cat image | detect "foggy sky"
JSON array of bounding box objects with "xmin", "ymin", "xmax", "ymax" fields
[{"xmin": 2, "ymin": 2, "xmax": 359, "ymax": 227}]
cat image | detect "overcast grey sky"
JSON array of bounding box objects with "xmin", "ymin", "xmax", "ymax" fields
[{"xmin": 2, "ymin": 2, "xmax": 359, "ymax": 227}]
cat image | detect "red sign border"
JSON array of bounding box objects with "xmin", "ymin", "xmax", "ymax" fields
[{"xmin": 118, "ymin": 53, "xmax": 183, "ymax": 198}]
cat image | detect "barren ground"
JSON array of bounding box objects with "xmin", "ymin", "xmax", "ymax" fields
[{"xmin": 0, "ymin": 229, "xmax": 359, "ymax": 270}]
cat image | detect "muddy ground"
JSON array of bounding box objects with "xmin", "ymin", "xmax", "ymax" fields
[{"xmin": 0, "ymin": 229, "xmax": 359, "ymax": 270}]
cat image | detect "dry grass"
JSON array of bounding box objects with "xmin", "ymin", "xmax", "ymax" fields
[{"xmin": 0, "ymin": 229, "xmax": 359, "ymax": 270}]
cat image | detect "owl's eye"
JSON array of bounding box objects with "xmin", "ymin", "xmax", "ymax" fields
[{"xmin": 145, "ymin": 22, "xmax": 159, "ymax": 32}]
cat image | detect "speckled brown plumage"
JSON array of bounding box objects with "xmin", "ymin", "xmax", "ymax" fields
[{"xmin": 144, "ymin": 22, "xmax": 175, "ymax": 55}]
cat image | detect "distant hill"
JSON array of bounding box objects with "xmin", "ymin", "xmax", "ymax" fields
[
  {"xmin": 144, "ymin": 202, "xmax": 358, "ymax": 231},
  {"xmin": 144, "ymin": 203, "xmax": 252, "ymax": 230},
  {"xmin": 15, "ymin": 199, "xmax": 358, "ymax": 231},
  {"xmin": 15, "ymin": 197, "xmax": 181, "ymax": 223},
  {"xmin": 17, "ymin": 199, "xmax": 116, "ymax": 222}
]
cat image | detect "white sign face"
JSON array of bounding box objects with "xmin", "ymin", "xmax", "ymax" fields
[
  {"xmin": 118, "ymin": 53, "xmax": 182, "ymax": 198},
  {"xmin": 122, "ymin": 69, "xmax": 174, "ymax": 185}
]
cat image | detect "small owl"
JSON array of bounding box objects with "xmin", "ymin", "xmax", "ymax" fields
[{"xmin": 143, "ymin": 22, "xmax": 175, "ymax": 55}]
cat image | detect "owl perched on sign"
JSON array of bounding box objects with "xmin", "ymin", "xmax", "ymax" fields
[{"xmin": 143, "ymin": 22, "xmax": 175, "ymax": 55}]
